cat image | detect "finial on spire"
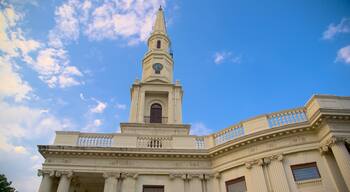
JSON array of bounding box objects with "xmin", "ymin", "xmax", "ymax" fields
[{"xmin": 159, "ymin": 5, "xmax": 163, "ymax": 11}]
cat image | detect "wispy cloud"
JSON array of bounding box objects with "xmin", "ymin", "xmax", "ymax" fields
[
  {"xmin": 190, "ymin": 122, "xmax": 213, "ymax": 136},
  {"xmin": 323, "ymin": 18, "xmax": 350, "ymax": 40},
  {"xmin": 336, "ymin": 45, "xmax": 350, "ymax": 64},
  {"xmin": 213, "ymin": 51, "xmax": 242, "ymax": 65},
  {"xmin": 90, "ymin": 99, "xmax": 107, "ymax": 113},
  {"xmin": 116, "ymin": 103, "xmax": 127, "ymax": 110}
]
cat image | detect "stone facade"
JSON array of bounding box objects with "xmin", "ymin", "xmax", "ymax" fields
[{"xmin": 37, "ymin": 7, "xmax": 350, "ymax": 192}]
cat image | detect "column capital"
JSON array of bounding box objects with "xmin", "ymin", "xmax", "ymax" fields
[
  {"xmin": 214, "ymin": 172, "xmax": 221, "ymax": 179},
  {"xmin": 169, "ymin": 173, "xmax": 184, "ymax": 180},
  {"xmin": 55, "ymin": 170, "xmax": 73, "ymax": 178},
  {"xmin": 120, "ymin": 172, "xmax": 138, "ymax": 180},
  {"xmin": 323, "ymin": 136, "xmax": 350, "ymax": 147},
  {"xmin": 38, "ymin": 169, "xmax": 55, "ymax": 177},
  {"xmin": 103, "ymin": 172, "xmax": 121, "ymax": 179},
  {"xmin": 269, "ymin": 154, "xmax": 284, "ymax": 161},
  {"xmin": 245, "ymin": 161, "xmax": 253, "ymax": 169}
]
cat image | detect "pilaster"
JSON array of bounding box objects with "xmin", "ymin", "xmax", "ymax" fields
[
  {"xmin": 121, "ymin": 172, "xmax": 138, "ymax": 192},
  {"xmin": 169, "ymin": 174, "xmax": 185, "ymax": 192},
  {"xmin": 188, "ymin": 174, "xmax": 202, "ymax": 192},
  {"xmin": 245, "ymin": 159, "xmax": 268, "ymax": 192},
  {"xmin": 267, "ymin": 155, "xmax": 290, "ymax": 192}
]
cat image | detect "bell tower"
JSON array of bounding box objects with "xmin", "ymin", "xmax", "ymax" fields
[
  {"xmin": 128, "ymin": 7, "xmax": 183, "ymax": 125},
  {"xmin": 142, "ymin": 6, "xmax": 173, "ymax": 83}
]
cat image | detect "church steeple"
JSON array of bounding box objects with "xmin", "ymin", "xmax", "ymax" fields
[
  {"xmin": 129, "ymin": 7, "xmax": 183, "ymax": 125},
  {"xmin": 152, "ymin": 6, "xmax": 167, "ymax": 35},
  {"xmin": 141, "ymin": 7, "xmax": 173, "ymax": 83}
]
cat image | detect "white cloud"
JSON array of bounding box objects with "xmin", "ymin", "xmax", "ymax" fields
[
  {"xmin": 90, "ymin": 100, "xmax": 107, "ymax": 113},
  {"xmin": 323, "ymin": 18, "xmax": 350, "ymax": 40},
  {"xmin": 190, "ymin": 122, "xmax": 213, "ymax": 136},
  {"xmin": 93, "ymin": 119, "xmax": 102, "ymax": 126},
  {"xmin": 0, "ymin": 57, "xmax": 32, "ymax": 102},
  {"xmin": 0, "ymin": 99, "xmax": 68, "ymax": 192},
  {"xmin": 35, "ymin": 48, "xmax": 83, "ymax": 88},
  {"xmin": 214, "ymin": 51, "xmax": 241, "ymax": 65},
  {"xmin": 336, "ymin": 45, "xmax": 350, "ymax": 64},
  {"xmin": 14, "ymin": 146, "xmax": 28, "ymax": 154},
  {"xmin": 0, "ymin": 5, "xmax": 82, "ymax": 89}
]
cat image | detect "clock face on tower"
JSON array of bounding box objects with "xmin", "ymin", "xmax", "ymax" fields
[{"xmin": 152, "ymin": 63, "xmax": 163, "ymax": 74}]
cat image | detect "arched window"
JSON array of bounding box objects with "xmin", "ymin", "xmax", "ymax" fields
[
  {"xmin": 156, "ymin": 40, "xmax": 161, "ymax": 49},
  {"xmin": 150, "ymin": 103, "xmax": 162, "ymax": 123}
]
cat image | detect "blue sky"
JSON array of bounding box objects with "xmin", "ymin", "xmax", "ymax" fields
[{"xmin": 0, "ymin": 0, "xmax": 350, "ymax": 191}]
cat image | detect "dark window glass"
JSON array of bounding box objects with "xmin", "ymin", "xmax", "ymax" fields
[
  {"xmin": 143, "ymin": 185, "xmax": 164, "ymax": 192},
  {"xmin": 156, "ymin": 40, "xmax": 161, "ymax": 49},
  {"xmin": 150, "ymin": 103, "xmax": 162, "ymax": 123},
  {"xmin": 226, "ymin": 176, "xmax": 247, "ymax": 192},
  {"xmin": 291, "ymin": 162, "xmax": 321, "ymax": 181}
]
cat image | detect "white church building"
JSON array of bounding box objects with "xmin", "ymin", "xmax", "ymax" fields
[{"xmin": 37, "ymin": 7, "xmax": 350, "ymax": 192}]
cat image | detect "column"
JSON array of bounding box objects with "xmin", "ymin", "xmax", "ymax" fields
[
  {"xmin": 268, "ymin": 155, "xmax": 290, "ymax": 192},
  {"xmin": 103, "ymin": 172, "xmax": 119, "ymax": 192},
  {"xmin": 189, "ymin": 174, "xmax": 202, "ymax": 192},
  {"xmin": 38, "ymin": 170, "xmax": 54, "ymax": 192},
  {"xmin": 204, "ymin": 175, "xmax": 213, "ymax": 192},
  {"xmin": 246, "ymin": 160, "xmax": 268, "ymax": 192},
  {"xmin": 330, "ymin": 139, "xmax": 350, "ymax": 190},
  {"xmin": 121, "ymin": 173, "xmax": 137, "ymax": 192},
  {"xmin": 138, "ymin": 91, "xmax": 145, "ymax": 123},
  {"xmin": 169, "ymin": 174, "xmax": 185, "ymax": 192},
  {"xmin": 213, "ymin": 173, "xmax": 221, "ymax": 192},
  {"xmin": 167, "ymin": 89, "xmax": 174, "ymax": 123},
  {"xmin": 320, "ymin": 147, "xmax": 347, "ymax": 192},
  {"xmin": 56, "ymin": 171, "xmax": 73, "ymax": 192}
]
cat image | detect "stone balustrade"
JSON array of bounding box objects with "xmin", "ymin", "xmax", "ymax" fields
[
  {"xmin": 77, "ymin": 134, "xmax": 113, "ymax": 147},
  {"xmin": 213, "ymin": 125, "xmax": 245, "ymax": 145},
  {"xmin": 137, "ymin": 136, "xmax": 172, "ymax": 149},
  {"xmin": 267, "ymin": 107, "xmax": 307, "ymax": 128}
]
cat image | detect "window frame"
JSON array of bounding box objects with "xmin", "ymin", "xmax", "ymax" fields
[
  {"xmin": 225, "ymin": 176, "xmax": 247, "ymax": 192},
  {"xmin": 290, "ymin": 162, "xmax": 321, "ymax": 182}
]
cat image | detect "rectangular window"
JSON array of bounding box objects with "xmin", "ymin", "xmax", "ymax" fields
[
  {"xmin": 225, "ymin": 176, "xmax": 247, "ymax": 192},
  {"xmin": 143, "ymin": 185, "xmax": 164, "ymax": 192},
  {"xmin": 291, "ymin": 162, "xmax": 321, "ymax": 181}
]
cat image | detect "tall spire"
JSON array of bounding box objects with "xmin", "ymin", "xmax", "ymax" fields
[{"xmin": 152, "ymin": 6, "xmax": 167, "ymax": 34}]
